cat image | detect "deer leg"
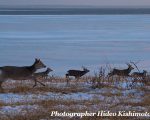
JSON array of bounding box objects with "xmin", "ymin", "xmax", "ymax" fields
[
  {"xmin": 76, "ymin": 77, "xmax": 79, "ymax": 85},
  {"xmin": 44, "ymin": 75, "xmax": 47, "ymax": 80},
  {"xmin": 0, "ymin": 81, "xmax": 2, "ymax": 87},
  {"xmin": 107, "ymin": 75, "xmax": 110, "ymax": 82},
  {"xmin": 66, "ymin": 78, "xmax": 69, "ymax": 85},
  {"xmin": 36, "ymin": 80, "xmax": 45, "ymax": 86},
  {"xmin": 33, "ymin": 76, "xmax": 45, "ymax": 87},
  {"xmin": 66, "ymin": 77, "xmax": 70, "ymax": 86},
  {"xmin": 33, "ymin": 78, "xmax": 37, "ymax": 88},
  {"xmin": 0, "ymin": 81, "xmax": 4, "ymax": 92},
  {"xmin": 66, "ymin": 74, "xmax": 70, "ymax": 85},
  {"xmin": 108, "ymin": 73, "xmax": 113, "ymax": 83},
  {"xmin": 142, "ymin": 76, "xmax": 147, "ymax": 84}
]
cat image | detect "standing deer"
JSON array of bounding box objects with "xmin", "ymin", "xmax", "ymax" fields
[
  {"xmin": 34, "ymin": 67, "xmax": 53, "ymax": 79},
  {"xmin": 108, "ymin": 63, "xmax": 134, "ymax": 78},
  {"xmin": 0, "ymin": 58, "xmax": 46, "ymax": 90},
  {"xmin": 66, "ymin": 67, "xmax": 90, "ymax": 84}
]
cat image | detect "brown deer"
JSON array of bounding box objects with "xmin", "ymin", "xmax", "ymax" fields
[
  {"xmin": 66, "ymin": 67, "xmax": 90, "ymax": 84},
  {"xmin": 108, "ymin": 63, "xmax": 134, "ymax": 78},
  {"xmin": 0, "ymin": 58, "xmax": 46, "ymax": 90},
  {"xmin": 34, "ymin": 67, "xmax": 53, "ymax": 80},
  {"xmin": 131, "ymin": 70, "xmax": 147, "ymax": 80}
]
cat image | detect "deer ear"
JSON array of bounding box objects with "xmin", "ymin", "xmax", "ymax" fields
[
  {"xmin": 82, "ymin": 66, "xmax": 86, "ymax": 69},
  {"xmin": 35, "ymin": 58, "xmax": 40, "ymax": 62}
]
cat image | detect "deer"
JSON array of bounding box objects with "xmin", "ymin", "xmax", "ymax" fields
[
  {"xmin": 33, "ymin": 67, "xmax": 53, "ymax": 80},
  {"xmin": 0, "ymin": 58, "xmax": 46, "ymax": 90},
  {"xmin": 108, "ymin": 63, "xmax": 134, "ymax": 78},
  {"xmin": 131, "ymin": 70, "xmax": 147, "ymax": 80},
  {"xmin": 66, "ymin": 67, "xmax": 90, "ymax": 84}
]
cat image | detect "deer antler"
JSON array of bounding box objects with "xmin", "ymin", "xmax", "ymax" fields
[
  {"xmin": 130, "ymin": 60, "xmax": 140, "ymax": 72},
  {"xmin": 82, "ymin": 66, "xmax": 87, "ymax": 70},
  {"xmin": 126, "ymin": 63, "xmax": 131, "ymax": 66}
]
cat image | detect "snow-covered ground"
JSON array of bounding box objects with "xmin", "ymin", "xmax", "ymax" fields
[
  {"xmin": 0, "ymin": 105, "xmax": 39, "ymax": 116},
  {"xmin": 0, "ymin": 80, "xmax": 149, "ymax": 119}
]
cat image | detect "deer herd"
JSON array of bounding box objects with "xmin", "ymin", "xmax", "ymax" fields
[{"xmin": 0, "ymin": 58, "xmax": 148, "ymax": 90}]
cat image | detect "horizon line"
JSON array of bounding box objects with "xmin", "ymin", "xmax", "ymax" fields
[{"xmin": 1, "ymin": 8, "xmax": 150, "ymax": 15}]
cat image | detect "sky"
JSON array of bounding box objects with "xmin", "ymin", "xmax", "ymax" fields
[{"xmin": 0, "ymin": 0, "xmax": 150, "ymax": 8}]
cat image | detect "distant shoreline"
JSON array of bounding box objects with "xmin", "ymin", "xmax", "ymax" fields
[{"xmin": 1, "ymin": 8, "xmax": 150, "ymax": 15}]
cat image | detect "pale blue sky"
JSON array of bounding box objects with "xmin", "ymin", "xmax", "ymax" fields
[{"xmin": 0, "ymin": 0, "xmax": 150, "ymax": 8}]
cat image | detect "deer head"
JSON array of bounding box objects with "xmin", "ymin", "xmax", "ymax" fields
[
  {"xmin": 47, "ymin": 67, "xmax": 53, "ymax": 72},
  {"xmin": 82, "ymin": 66, "xmax": 90, "ymax": 73},
  {"xmin": 126, "ymin": 63, "xmax": 134, "ymax": 70},
  {"xmin": 34, "ymin": 58, "xmax": 46, "ymax": 69}
]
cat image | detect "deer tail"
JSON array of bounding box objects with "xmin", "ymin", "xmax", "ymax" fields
[
  {"xmin": 108, "ymin": 72, "xmax": 113, "ymax": 77},
  {"xmin": 66, "ymin": 74, "xmax": 69, "ymax": 78}
]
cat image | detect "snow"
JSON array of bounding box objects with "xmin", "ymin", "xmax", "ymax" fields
[
  {"xmin": 0, "ymin": 105, "xmax": 39, "ymax": 115},
  {"xmin": 0, "ymin": 80, "xmax": 148, "ymax": 118},
  {"xmin": 0, "ymin": 91, "xmax": 104, "ymax": 104},
  {"xmin": 0, "ymin": 82, "xmax": 144, "ymax": 105}
]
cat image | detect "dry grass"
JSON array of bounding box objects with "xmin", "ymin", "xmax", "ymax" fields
[
  {"xmin": 0, "ymin": 69, "xmax": 150, "ymax": 120},
  {"xmin": 3, "ymin": 82, "xmax": 88, "ymax": 95}
]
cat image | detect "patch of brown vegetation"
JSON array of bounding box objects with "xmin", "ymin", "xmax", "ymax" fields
[{"xmin": 0, "ymin": 70, "xmax": 150, "ymax": 120}]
